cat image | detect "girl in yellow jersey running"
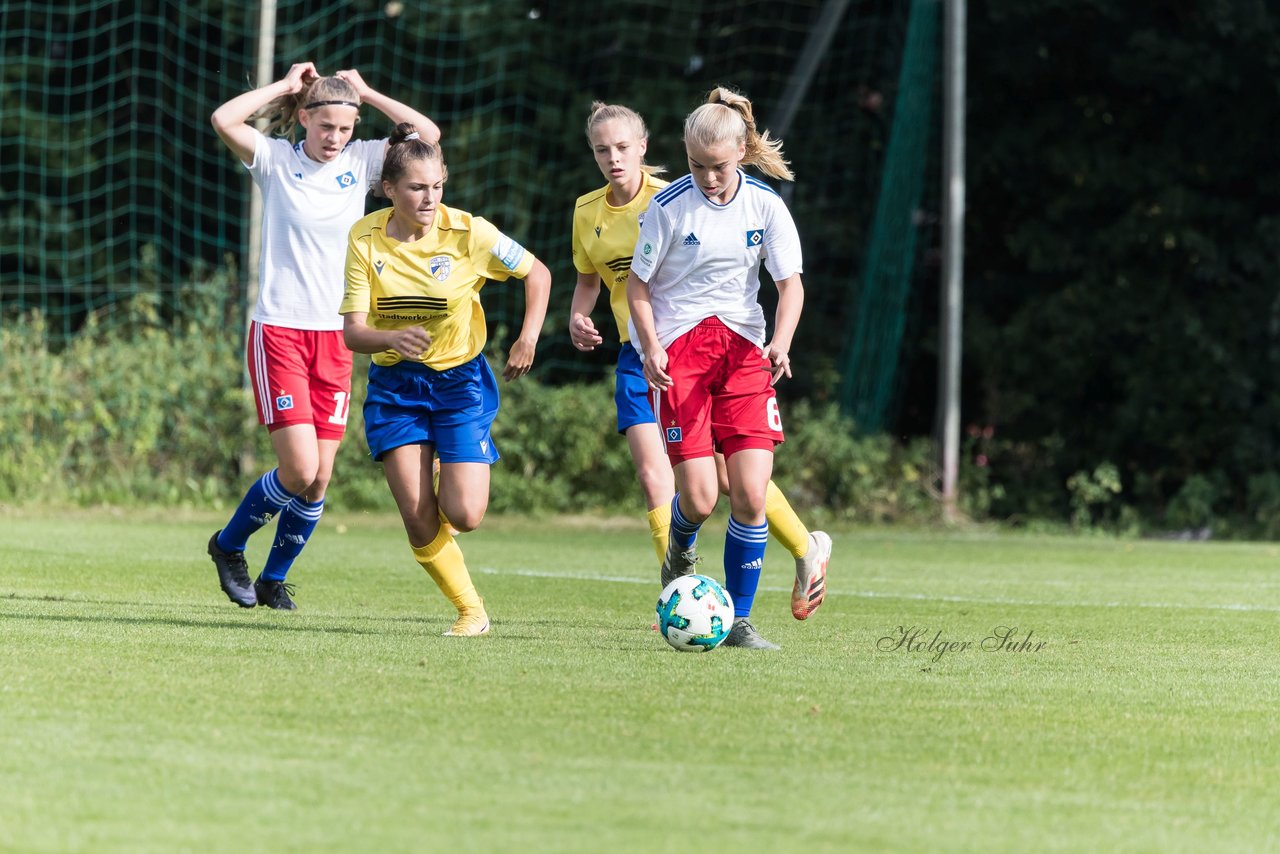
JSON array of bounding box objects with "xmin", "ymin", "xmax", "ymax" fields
[
  {"xmin": 568, "ymin": 102, "xmax": 831, "ymax": 624},
  {"xmin": 342, "ymin": 124, "xmax": 552, "ymax": 636}
]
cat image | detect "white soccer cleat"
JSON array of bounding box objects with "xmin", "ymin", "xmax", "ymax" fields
[
  {"xmin": 792, "ymin": 530, "xmax": 832, "ymax": 620},
  {"xmin": 443, "ymin": 605, "xmax": 490, "ymax": 637}
]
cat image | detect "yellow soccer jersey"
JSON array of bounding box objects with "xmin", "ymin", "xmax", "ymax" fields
[
  {"xmin": 342, "ymin": 205, "xmax": 537, "ymax": 369},
  {"xmin": 570, "ymin": 173, "xmax": 668, "ymax": 343}
]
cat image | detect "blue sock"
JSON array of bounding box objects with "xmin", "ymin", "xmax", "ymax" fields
[
  {"xmin": 261, "ymin": 497, "xmax": 324, "ymax": 582},
  {"xmin": 669, "ymin": 493, "xmax": 702, "ymax": 551},
  {"xmin": 217, "ymin": 469, "xmax": 296, "ymax": 552},
  {"xmin": 724, "ymin": 515, "xmax": 769, "ymax": 617}
]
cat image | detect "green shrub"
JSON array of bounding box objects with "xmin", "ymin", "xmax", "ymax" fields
[
  {"xmin": 772, "ymin": 400, "xmax": 937, "ymax": 523},
  {"xmin": 1066, "ymin": 462, "xmax": 1123, "ymax": 530},
  {"xmin": 1163, "ymin": 473, "xmax": 1223, "ymax": 532},
  {"xmin": 0, "ymin": 283, "xmax": 250, "ymax": 506},
  {"xmin": 1246, "ymin": 472, "xmax": 1280, "ymax": 539}
]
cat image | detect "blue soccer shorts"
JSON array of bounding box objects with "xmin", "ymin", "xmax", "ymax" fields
[
  {"xmin": 615, "ymin": 341, "xmax": 658, "ymax": 434},
  {"xmin": 363, "ymin": 354, "xmax": 502, "ymax": 464}
]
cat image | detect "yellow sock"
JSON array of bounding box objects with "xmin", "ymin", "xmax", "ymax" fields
[
  {"xmin": 646, "ymin": 503, "xmax": 671, "ymax": 566},
  {"xmin": 765, "ymin": 480, "xmax": 810, "ymax": 558},
  {"xmin": 412, "ymin": 525, "xmax": 483, "ymax": 613}
]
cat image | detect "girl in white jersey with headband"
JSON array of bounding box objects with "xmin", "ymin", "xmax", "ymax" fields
[
  {"xmin": 627, "ymin": 87, "xmax": 812, "ymax": 650},
  {"xmin": 207, "ymin": 62, "xmax": 438, "ymax": 610}
]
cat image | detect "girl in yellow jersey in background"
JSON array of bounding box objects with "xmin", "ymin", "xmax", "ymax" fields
[
  {"xmin": 342, "ymin": 124, "xmax": 551, "ymax": 637},
  {"xmin": 569, "ymin": 102, "xmax": 831, "ymax": 622}
]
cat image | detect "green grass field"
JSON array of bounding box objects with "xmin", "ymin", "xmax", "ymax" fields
[{"xmin": 2, "ymin": 508, "xmax": 1279, "ymax": 852}]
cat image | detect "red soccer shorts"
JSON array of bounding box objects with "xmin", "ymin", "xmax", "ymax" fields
[
  {"xmin": 246, "ymin": 321, "xmax": 353, "ymax": 440},
  {"xmin": 655, "ymin": 316, "xmax": 784, "ymax": 464}
]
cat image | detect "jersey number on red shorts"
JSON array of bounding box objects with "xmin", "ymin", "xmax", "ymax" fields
[
  {"xmin": 767, "ymin": 397, "xmax": 783, "ymax": 432},
  {"xmin": 328, "ymin": 391, "xmax": 351, "ymax": 426}
]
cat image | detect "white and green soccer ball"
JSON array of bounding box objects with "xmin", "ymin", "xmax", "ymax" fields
[{"xmin": 656, "ymin": 574, "xmax": 734, "ymax": 652}]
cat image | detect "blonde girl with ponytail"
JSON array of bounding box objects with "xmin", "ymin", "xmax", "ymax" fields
[
  {"xmin": 625, "ymin": 86, "xmax": 829, "ymax": 650},
  {"xmin": 569, "ymin": 97, "xmax": 830, "ymax": 629}
]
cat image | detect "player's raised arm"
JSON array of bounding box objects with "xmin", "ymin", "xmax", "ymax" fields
[
  {"xmin": 334, "ymin": 69, "xmax": 441, "ymax": 146},
  {"xmin": 211, "ymin": 61, "xmax": 317, "ymax": 164}
]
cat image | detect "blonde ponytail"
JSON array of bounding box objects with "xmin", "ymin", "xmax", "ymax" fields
[{"xmin": 684, "ymin": 86, "xmax": 793, "ymax": 181}]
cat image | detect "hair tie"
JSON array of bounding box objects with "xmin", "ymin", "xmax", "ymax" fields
[
  {"xmin": 305, "ymin": 99, "xmax": 359, "ymax": 109},
  {"xmin": 405, "ymin": 132, "xmax": 420, "ymax": 141}
]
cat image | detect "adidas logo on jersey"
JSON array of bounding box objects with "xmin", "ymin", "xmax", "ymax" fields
[{"xmin": 682, "ymin": 232, "xmax": 701, "ymax": 246}]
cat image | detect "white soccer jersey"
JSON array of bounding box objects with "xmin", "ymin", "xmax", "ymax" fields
[
  {"xmin": 246, "ymin": 133, "xmax": 386, "ymax": 331},
  {"xmin": 628, "ymin": 169, "xmax": 803, "ymax": 350}
]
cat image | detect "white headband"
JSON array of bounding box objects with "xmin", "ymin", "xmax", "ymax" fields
[{"xmin": 405, "ymin": 132, "xmax": 420, "ymax": 141}]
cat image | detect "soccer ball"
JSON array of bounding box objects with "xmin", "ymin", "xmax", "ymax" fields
[{"xmin": 656, "ymin": 574, "xmax": 735, "ymax": 652}]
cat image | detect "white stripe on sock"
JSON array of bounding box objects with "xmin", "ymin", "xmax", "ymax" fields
[
  {"xmin": 286, "ymin": 498, "xmax": 325, "ymax": 521},
  {"xmin": 260, "ymin": 469, "xmax": 294, "ymax": 506}
]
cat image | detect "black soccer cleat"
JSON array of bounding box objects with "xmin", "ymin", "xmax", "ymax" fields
[
  {"xmin": 660, "ymin": 542, "xmax": 702, "ymax": 589},
  {"xmin": 254, "ymin": 576, "xmax": 297, "ymax": 611},
  {"xmin": 208, "ymin": 531, "xmax": 257, "ymax": 608}
]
